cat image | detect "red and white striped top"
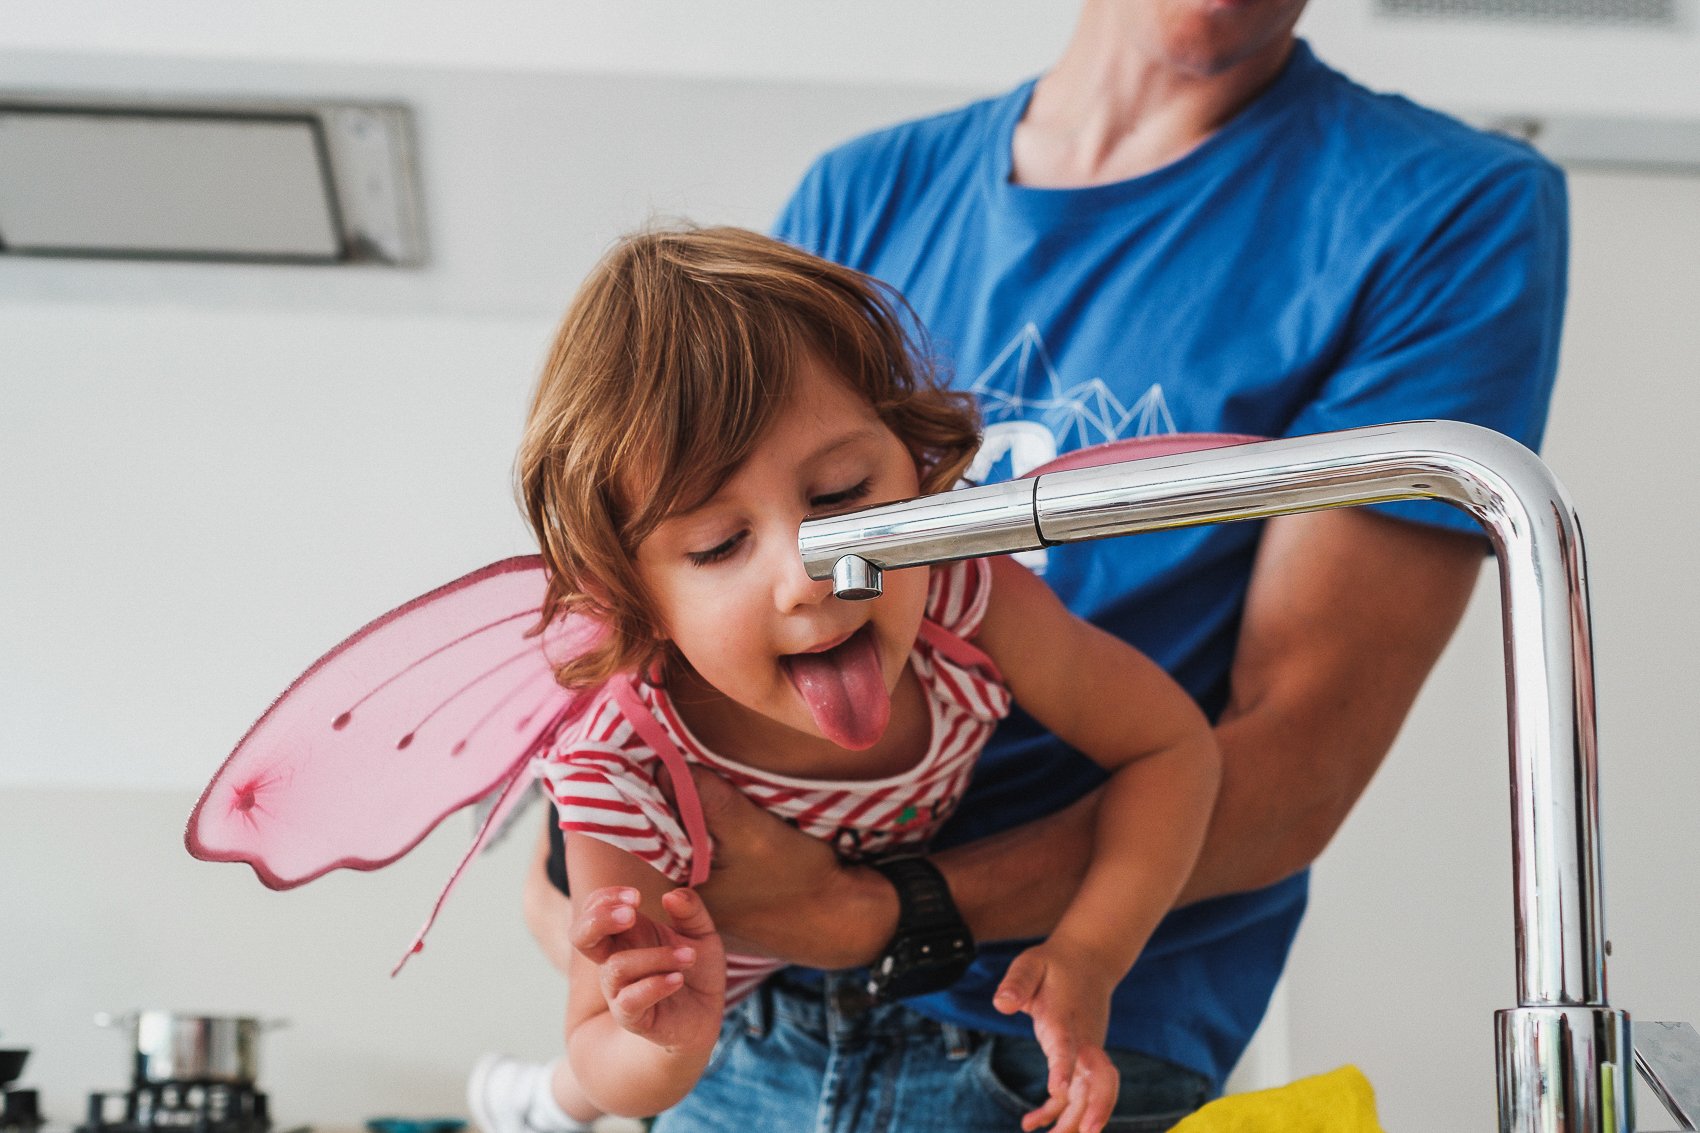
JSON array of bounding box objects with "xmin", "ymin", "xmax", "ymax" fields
[{"xmin": 539, "ymin": 556, "xmax": 1010, "ymax": 1003}]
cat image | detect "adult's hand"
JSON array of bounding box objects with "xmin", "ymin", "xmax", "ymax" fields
[
  {"xmin": 690, "ymin": 765, "xmax": 1095, "ymax": 968},
  {"xmin": 687, "ymin": 767, "xmax": 892, "ymax": 968}
]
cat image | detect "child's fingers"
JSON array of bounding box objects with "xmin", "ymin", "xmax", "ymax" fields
[
  {"xmin": 606, "ymin": 971, "xmax": 687, "ymax": 1032},
  {"xmin": 994, "ymin": 950, "xmax": 1046, "ymax": 1015},
  {"xmin": 598, "ymin": 943, "xmax": 697, "ymax": 1002},
  {"xmin": 1073, "ymin": 1047, "xmax": 1119, "ymax": 1133},
  {"xmin": 568, "ymin": 886, "xmax": 642, "ymax": 963},
  {"xmin": 1047, "ymin": 1091, "xmax": 1086, "ymax": 1133},
  {"xmin": 1049, "ymin": 1052, "xmax": 1111, "ymax": 1133},
  {"xmin": 1034, "ymin": 1019, "xmax": 1078, "ymax": 1102},
  {"xmin": 660, "ymin": 886, "xmax": 718, "ymax": 940},
  {"xmin": 1020, "ymin": 1089, "xmax": 1069, "ymax": 1133}
]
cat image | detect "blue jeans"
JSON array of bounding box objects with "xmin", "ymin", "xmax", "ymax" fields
[{"xmin": 652, "ymin": 970, "xmax": 1210, "ymax": 1133}]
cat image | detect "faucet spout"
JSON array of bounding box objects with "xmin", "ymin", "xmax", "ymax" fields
[{"xmin": 798, "ymin": 420, "xmax": 1633, "ymax": 1132}]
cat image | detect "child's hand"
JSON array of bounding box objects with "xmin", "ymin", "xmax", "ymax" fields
[
  {"xmin": 993, "ymin": 939, "xmax": 1120, "ymax": 1133},
  {"xmin": 571, "ymin": 885, "xmax": 727, "ymax": 1053}
]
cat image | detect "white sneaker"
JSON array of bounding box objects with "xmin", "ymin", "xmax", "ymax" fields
[{"xmin": 467, "ymin": 1054, "xmax": 592, "ymax": 1133}]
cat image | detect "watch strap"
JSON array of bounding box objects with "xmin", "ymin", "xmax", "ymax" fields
[{"xmin": 875, "ymin": 855, "xmax": 959, "ymax": 933}]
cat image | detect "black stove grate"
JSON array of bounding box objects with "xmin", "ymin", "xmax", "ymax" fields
[{"xmin": 78, "ymin": 1082, "xmax": 270, "ymax": 1133}]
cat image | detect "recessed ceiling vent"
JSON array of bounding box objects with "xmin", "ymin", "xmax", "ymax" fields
[
  {"xmin": 1378, "ymin": 0, "xmax": 1674, "ymax": 23},
  {"xmin": 0, "ymin": 98, "xmax": 424, "ymax": 266}
]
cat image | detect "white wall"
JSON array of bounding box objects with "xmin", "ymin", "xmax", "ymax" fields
[
  {"xmin": 0, "ymin": 60, "xmax": 974, "ymax": 793},
  {"xmin": 0, "ymin": 46, "xmax": 981, "ymax": 1128},
  {"xmin": 3, "ymin": 7, "xmax": 1699, "ymax": 1130},
  {"xmin": 3, "ymin": 0, "xmax": 1698, "ymax": 116}
]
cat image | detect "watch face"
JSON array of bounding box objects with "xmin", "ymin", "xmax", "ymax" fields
[{"xmin": 867, "ymin": 929, "xmax": 976, "ymax": 1000}]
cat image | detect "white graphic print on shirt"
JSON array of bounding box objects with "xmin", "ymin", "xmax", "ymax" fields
[{"xmin": 966, "ymin": 322, "xmax": 1177, "ymax": 570}]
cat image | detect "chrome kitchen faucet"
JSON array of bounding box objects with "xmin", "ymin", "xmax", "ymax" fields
[{"xmin": 797, "ymin": 420, "xmax": 1700, "ymax": 1133}]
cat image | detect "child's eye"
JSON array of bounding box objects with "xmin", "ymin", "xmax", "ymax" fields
[
  {"xmin": 686, "ymin": 531, "xmax": 746, "ymax": 567},
  {"xmin": 809, "ymin": 478, "xmax": 873, "ymax": 511}
]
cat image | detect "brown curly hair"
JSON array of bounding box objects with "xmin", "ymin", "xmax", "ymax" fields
[{"xmin": 517, "ymin": 225, "xmax": 981, "ymax": 688}]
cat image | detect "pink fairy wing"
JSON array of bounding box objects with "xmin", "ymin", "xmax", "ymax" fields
[
  {"xmin": 186, "ymin": 555, "xmax": 596, "ymax": 894},
  {"xmin": 1022, "ymin": 433, "xmax": 1265, "ymax": 478}
]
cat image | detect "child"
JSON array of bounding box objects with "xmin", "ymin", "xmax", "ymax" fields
[{"xmin": 469, "ymin": 226, "xmax": 1220, "ymax": 1133}]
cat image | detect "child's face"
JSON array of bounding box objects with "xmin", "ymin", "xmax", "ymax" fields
[{"xmin": 633, "ymin": 353, "xmax": 930, "ymax": 754}]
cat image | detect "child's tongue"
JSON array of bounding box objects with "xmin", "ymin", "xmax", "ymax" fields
[{"xmin": 782, "ymin": 627, "xmax": 891, "ymax": 750}]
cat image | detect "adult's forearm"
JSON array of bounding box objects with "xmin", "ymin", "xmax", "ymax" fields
[
  {"xmin": 1171, "ymin": 512, "xmax": 1484, "ymax": 905},
  {"xmin": 938, "ymin": 706, "xmax": 1387, "ymax": 931},
  {"xmin": 926, "ymin": 738, "xmax": 1313, "ymax": 959},
  {"xmin": 934, "ymin": 789, "xmax": 1097, "ymax": 944},
  {"xmin": 1175, "ymin": 709, "xmax": 1346, "ymax": 905},
  {"xmin": 717, "ymin": 790, "xmax": 1099, "ymax": 969},
  {"xmin": 716, "ymin": 698, "xmax": 1412, "ymax": 966},
  {"xmin": 685, "ymin": 760, "xmax": 1082, "ymax": 966},
  {"xmin": 937, "ymin": 724, "xmax": 1352, "ymax": 927}
]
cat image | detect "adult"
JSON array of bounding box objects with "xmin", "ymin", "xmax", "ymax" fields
[
  {"xmin": 664, "ymin": 0, "xmax": 1568, "ymax": 1126},
  {"xmin": 502, "ymin": 1, "xmax": 1568, "ymax": 1130}
]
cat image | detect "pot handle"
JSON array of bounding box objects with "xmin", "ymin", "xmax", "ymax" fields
[{"xmin": 92, "ymin": 1012, "xmax": 137, "ymax": 1030}]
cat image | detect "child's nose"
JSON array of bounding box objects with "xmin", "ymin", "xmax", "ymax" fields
[{"xmin": 773, "ymin": 540, "xmax": 836, "ymax": 612}]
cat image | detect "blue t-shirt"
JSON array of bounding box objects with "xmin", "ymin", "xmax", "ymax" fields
[{"xmin": 775, "ymin": 40, "xmax": 1567, "ymax": 1088}]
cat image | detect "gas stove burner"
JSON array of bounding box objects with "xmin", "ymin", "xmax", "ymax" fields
[{"xmin": 78, "ymin": 1082, "xmax": 270, "ymax": 1133}]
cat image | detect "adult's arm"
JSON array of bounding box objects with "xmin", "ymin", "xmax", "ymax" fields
[
  {"xmin": 1180, "ymin": 506, "xmax": 1482, "ymax": 898},
  {"xmin": 694, "ymin": 506, "xmax": 1484, "ymax": 968}
]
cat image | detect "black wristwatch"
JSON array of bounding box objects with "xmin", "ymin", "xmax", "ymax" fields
[{"xmin": 865, "ymin": 855, "xmax": 976, "ymax": 1000}]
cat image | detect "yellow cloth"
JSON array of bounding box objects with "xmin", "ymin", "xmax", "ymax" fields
[{"xmin": 1170, "ymin": 1066, "xmax": 1385, "ymax": 1132}]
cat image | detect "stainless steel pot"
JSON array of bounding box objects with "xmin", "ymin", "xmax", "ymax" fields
[{"xmin": 94, "ymin": 1011, "xmax": 286, "ymax": 1084}]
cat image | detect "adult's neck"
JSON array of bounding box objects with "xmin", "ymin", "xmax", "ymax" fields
[{"xmin": 1011, "ymin": 6, "xmax": 1298, "ymax": 188}]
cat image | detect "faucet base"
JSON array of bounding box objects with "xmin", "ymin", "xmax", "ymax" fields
[{"xmin": 1497, "ymin": 1006, "xmax": 1634, "ymax": 1132}]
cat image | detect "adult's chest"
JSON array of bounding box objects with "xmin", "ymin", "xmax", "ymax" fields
[{"xmin": 864, "ymin": 183, "xmax": 1366, "ymax": 448}]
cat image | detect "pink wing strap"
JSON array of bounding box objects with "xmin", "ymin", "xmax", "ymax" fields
[
  {"xmin": 916, "ymin": 618, "xmax": 1006, "ymax": 684},
  {"xmin": 609, "ymin": 677, "xmax": 714, "ymax": 888}
]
